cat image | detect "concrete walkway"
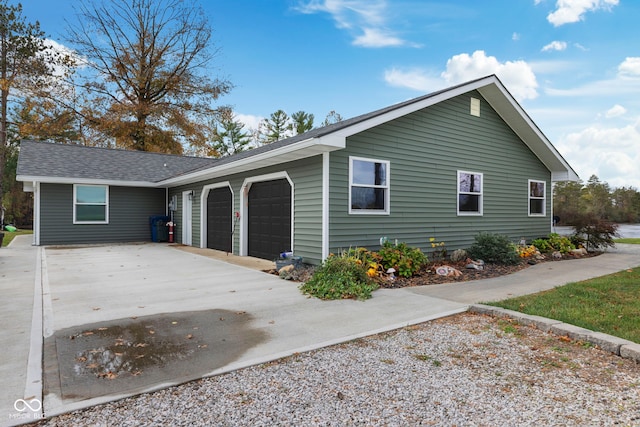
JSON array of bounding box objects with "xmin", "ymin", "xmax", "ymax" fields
[
  {"xmin": 2, "ymin": 237, "xmax": 640, "ymax": 426},
  {"xmin": 0, "ymin": 236, "xmax": 41, "ymax": 427}
]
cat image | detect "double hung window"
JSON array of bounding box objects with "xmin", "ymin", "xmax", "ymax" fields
[
  {"xmin": 74, "ymin": 185, "xmax": 109, "ymax": 224},
  {"xmin": 457, "ymin": 171, "xmax": 483, "ymax": 215},
  {"xmin": 349, "ymin": 157, "xmax": 390, "ymax": 214},
  {"xmin": 529, "ymin": 180, "xmax": 546, "ymax": 216}
]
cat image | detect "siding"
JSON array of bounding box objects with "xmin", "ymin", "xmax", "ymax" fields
[
  {"xmin": 328, "ymin": 91, "xmax": 552, "ymax": 255},
  {"xmin": 40, "ymin": 184, "xmax": 166, "ymax": 245},
  {"xmin": 168, "ymin": 155, "xmax": 324, "ymax": 263}
]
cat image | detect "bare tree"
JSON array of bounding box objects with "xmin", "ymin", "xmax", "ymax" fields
[
  {"xmin": 322, "ymin": 110, "xmax": 344, "ymax": 126},
  {"xmin": 66, "ymin": 0, "xmax": 232, "ymax": 154}
]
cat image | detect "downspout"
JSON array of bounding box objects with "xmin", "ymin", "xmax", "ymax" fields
[
  {"xmin": 33, "ymin": 182, "xmax": 40, "ymax": 246},
  {"xmin": 322, "ymin": 152, "xmax": 330, "ymax": 260}
]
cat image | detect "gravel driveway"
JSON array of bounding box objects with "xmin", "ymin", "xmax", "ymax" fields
[{"xmin": 31, "ymin": 312, "xmax": 640, "ymax": 426}]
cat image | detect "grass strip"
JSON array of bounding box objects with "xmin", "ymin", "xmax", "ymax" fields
[
  {"xmin": 487, "ymin": 267, "xmax": 640, "ymax": 343},
  {"xmin": 615, "ymin": 238, "xmax": 640, "ymax": 244},
  {"xmin": 1, "ymin": 229, "xmax": 33, "ymax": 247}
]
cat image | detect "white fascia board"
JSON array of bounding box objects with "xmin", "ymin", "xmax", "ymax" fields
[
  {"xmin": 329, "ymin": 78, "xmax": 499, "ymax": 140},
  {"xmin": 159, "ymin": 137, "xmax": 344, "ymax": 187},
  {"xmin": 16, "ymin": 175, "xmax": 159, "ymax": 188}
]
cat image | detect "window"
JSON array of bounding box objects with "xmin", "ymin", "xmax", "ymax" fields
[
  {"xmin": 74, "ymin": 185, "xmax": 108, "ymax": 223},
  {"xmin": 529, "ymin": 180, "xmax": 546, "ymax": 216},
  {"xmin": 457, "ymin": 171, "xmax": 483, "ymax": 215},
  {"xmin": 349, "ymin": 157, "xmax": 390, "ymax": 214}
]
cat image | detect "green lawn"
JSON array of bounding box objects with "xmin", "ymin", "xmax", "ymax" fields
[
  {"xmin": 488, "ymin": 266, "xmax": 640, "ymax": 343},
  {"xmin": 1, "ymin": 229, "xmax": 33, "ymax": 247},
  {"xmin": 615, "ymin": 238, "xmax": 640, "ymax": 244}
]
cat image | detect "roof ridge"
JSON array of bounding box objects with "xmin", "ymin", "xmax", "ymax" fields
[{"xmin": 20, "ymin": 139, "xmax": 215, "ymax": 161}]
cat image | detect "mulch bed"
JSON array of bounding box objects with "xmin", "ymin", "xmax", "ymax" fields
[
  {"xmin": 271, "ymin": 252, "xmax": 602, "ymax": 288},
  {"xmin": 381, "ymin": 252, "xmax": 601, "ymax": 289}
]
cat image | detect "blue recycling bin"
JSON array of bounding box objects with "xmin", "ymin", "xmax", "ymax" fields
[{"xmin": 149, "ymin": 215, "xmax": 170, "ymax": 242}]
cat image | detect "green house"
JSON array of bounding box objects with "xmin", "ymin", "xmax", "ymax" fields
[{"xmin": 17, "ymin": 75, "xmax": 578, "ymax": 263}]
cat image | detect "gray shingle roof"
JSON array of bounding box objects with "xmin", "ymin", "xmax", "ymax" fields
[
  {"xmin": 16, "ymin": 75, "xmax": 577, "ymax": 184},
  {"xmin": 16, "ymin": 140, "xmax": 217, "ymax": 183}
]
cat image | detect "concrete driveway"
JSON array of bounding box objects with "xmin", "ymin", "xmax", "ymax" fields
[
  {"xmin": 38, "ymin": 243, "xmax": 467, "ymax": 419},
  {"xmin": 3, "ymin": 237, "xmax": 640, "ymax": 426}
]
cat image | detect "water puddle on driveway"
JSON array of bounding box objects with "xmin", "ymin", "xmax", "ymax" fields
[{"xmin": 46, "ymin": 309, "xmax": 267, "ymax": 400}]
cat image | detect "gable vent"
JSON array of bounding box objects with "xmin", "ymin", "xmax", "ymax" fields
[{"xmin": 470, "ymin": 97, "xmax": 480, "ymax": 117}]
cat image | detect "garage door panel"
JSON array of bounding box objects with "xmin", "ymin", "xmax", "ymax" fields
[
  {"xmin": 248, "ymin": 179, "xmax": 291, "ymax": 260},
  {"xmin": 207, "ymin": 187, "xmax": 232, "ymax": 252}
]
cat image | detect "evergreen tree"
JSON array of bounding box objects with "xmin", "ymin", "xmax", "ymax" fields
[
  {"xmin": 212, "ymin": 109, "xmax": 251, "ymax": 156},
  {"xmin": 260, "ymin": 109, "xmax": 291, "ymax": 143},
  {"xmin": 291, "ymin": 110, "xmax": 314, "ymax": 134}
]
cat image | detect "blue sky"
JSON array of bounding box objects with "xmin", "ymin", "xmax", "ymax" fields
[{"xmin": 21, "ymin": 0, "xmax": 640, "ymax": 189}]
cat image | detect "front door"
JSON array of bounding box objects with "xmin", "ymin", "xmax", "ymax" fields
[{"xmin": 207, "ymin": 187, "xmax": 232, "ymax": 252}]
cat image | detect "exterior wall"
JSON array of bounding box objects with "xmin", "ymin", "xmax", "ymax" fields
[
  {"xmin": 169, "ymin": 155, "xmax": 324, "ymax": 264},
  {"xmin": 39, "ymin": 183, "xmax": 166, "ymax": 245},
  {"xmin": 328, "ymin": 91, "xmax": 552, "ymax": 255}
]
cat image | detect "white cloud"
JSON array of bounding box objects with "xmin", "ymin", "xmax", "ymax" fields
[
  {"xmin": 618, "ymin": 57, "xmax": 640, "ymax": 77},
  {"xmin": 43, "ymin": 39, "xmax": 85, "ymax": 76},
  {"xmin": 384, "ymin": 51, "xmax": 538, "ymax": 101},
  {"xmin": 546, "ymin": 57, "xmax": 640, "ymax": 97},
  {"xmin": 235, "ymin": 113, "xmax": 263, "ymax": 131},
  {"xmin": 541, "ymin": 40, "xmax": 567, "ymax": 52},
  {"xmin": 383, "ymin": 68, "xmax": 443, "ymax": 92},
  {"xmin": 605, "ymin": 104, "xmax": 626, "ymax": 118},
  {"xmin": 442, "ymin": 51, "xmax": 539, "ymax": 100},
  {"xmin": 512, "ymin": 32, "xmax": 520, "ymax": 41},
  {"xmin": 573, "ymin": 43, "xmax": 588, "ymax": 51},
  {"xmin": 296, "ymin": 0, "xmax": 415, "ymax": 48},
  {"xmin": 546, "ymin": 0, "xmax": 619, "ymax": 27},
  {"xmin": 353, "ymin": 28, "xmax": 405, "ymax": 47},
  {"xmin": 556, "ymin": 119, "xmax": 640, "ymax": 188}
]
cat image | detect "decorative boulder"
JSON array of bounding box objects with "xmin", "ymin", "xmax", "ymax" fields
[{"xmin": 450, "ymin": 249, "xmax": 468, "ymax": 262}]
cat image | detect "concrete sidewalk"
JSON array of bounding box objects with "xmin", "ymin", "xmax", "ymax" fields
[
  {"xmin": 1, "ymin": 236, "xmax": 41, "ymax": 427},
  {"xmin": 408, "ymin": 243, "xmax": 640, "ymax": 304},
  {"xmin": 2, "ymin": 238, "xmax": 640, "ymax": 426}
]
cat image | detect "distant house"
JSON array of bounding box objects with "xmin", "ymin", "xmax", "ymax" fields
[{"xmin": 17, "ymin": 75, "xmax": 578, "ymax": 263}]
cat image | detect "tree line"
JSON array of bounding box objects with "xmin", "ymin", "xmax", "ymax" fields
[
  {"xmin": 554, "ymin": 175, "xmax": 640, "ymax": 224},
  {"xmin": 0, "ymin": 0, "xmax": 344, "ymax": 226}
]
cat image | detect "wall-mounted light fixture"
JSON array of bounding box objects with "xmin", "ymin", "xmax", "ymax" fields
[{"xmin": 188, "ymin": 190, "xmax": 194, "ymax": 200}]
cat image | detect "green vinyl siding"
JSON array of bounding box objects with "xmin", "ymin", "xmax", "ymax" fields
[
  {"xmin": 169, "ymin": 155, "xmax": 324, "ymax": 263},
  {"xmin": 328, "ymin": 91, "xmax": 552, "ymax": 254},
  {"xmin": 39, "ymin": 183, "xmax": 166, "ymax": 245}
]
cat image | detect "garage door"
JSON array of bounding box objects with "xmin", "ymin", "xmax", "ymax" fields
[
  {"xmin": 248, "ymin": 179, "xmax": 291, "ymax": 260},
  {"xmin": 207, "ymin": 187, "xmax": 232, "ymax": 252}
]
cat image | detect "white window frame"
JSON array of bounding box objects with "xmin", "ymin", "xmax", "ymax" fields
[
  {"xmin": 528, "ymin": 179, "xmax": 546, "ymax": 216},
  {"xmin": 457, "ymin": 170, "xmax": 483, "ymax": 216},
  {"xmin": 349, "ymin": 156, "xmax": 390, "ymax": 215},
  {"xmin": 73, "ymin": 184, "xmax": 109, "ymax": 224}
]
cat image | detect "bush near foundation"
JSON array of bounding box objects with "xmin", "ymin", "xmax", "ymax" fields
[
  {"xmin": 467, "ymin": 232, "xmax": 520, "ymax": 265},
  {"xmin": 299, "ymin": 252, "xmax": 378, "ymax": 300}
]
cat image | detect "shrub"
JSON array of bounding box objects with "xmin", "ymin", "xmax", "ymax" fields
[
  {"xmin": 532, "ymin": 233, "xmax": 575, "ymax": 254},
  {"xmin": 377, "ymin": 241, "xmax": 428, "ymax": 278},
  {"xmin": 466, "ymin": 232, "xmax": 520, "ymax": 265},
  {"xmin": 299, "ymin": 253, "xmax": 379, "ymax": 300},
  {"xmin": 571, "ymin": 214, "xmax": 619, "ymax": 251}
]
